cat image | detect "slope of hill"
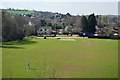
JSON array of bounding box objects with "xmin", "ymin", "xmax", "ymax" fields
[{"xmin": 6, "ymin": 9, "xmax": 34, "ymax": 14}]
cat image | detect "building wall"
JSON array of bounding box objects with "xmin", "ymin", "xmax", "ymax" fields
[{"xmin": 37, "ymin": 27, "xmax": 52, "ymax": 34}]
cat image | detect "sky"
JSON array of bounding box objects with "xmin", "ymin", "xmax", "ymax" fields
[{"xmin": 0, "ymin": 0, "xmax": 119, "ymax": 15}]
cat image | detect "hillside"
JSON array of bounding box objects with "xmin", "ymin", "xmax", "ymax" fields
[{"xmin": 6, "ymin": 9, "xmax": 34, "ymax": 14}]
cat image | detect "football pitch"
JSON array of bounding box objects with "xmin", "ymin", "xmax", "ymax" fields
[{"xmin": 2, "ymin": 37, "xmax": 118, "ymax": 78}]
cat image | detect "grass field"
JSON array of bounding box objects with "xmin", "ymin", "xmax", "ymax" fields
[
  {"xmin": 2, "ymin": 37, "xmax": 118, "ymax": 78},
  {"xmin": 7, "ymin": 10, "xmax": 33, "ymax": 14}
]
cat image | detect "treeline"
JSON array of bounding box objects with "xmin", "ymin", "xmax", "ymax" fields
[
  {"xmin": 2, "ymin": 9, "xmax": 119, "ymax": 42},
  {"xmin": 2, "ymin": 10, "xmax": 36, "ymax": 42},
  {"xmin": 7, "ymin": 8, "xmax": 31, "ymax": 11}
]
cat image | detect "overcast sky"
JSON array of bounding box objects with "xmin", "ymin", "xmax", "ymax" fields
[{"xmin": 0, "ymin": 0, "xmax": 119, "ymax": 15}]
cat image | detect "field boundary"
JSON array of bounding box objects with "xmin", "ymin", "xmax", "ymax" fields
[{"xmin": 36, "ymin": 37, "xmax": 88, "ymax": 39}]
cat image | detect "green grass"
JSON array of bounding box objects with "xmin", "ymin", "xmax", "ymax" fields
[
  {"xmin": 7, "ymin": 10, "xmax": 33, "ymax": 14},
  {"xmin": 2, "ymin": 38, "xmax": 118, "ymax": 78}
]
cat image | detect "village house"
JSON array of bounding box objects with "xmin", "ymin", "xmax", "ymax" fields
[
  {"xmin": 57, "ymin": 29, "xmax": 64, "ymax": 34},
  {"xmin": 37, "ymin": 27, "xmax": 52, "ymax": 36}
]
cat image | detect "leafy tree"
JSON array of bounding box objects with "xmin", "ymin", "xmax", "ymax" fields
[
  {"xmin": 14, "ymin": 15, "xmax": 28, "ymax": 39},
  {"xmin": 2, "ymin": 10, "xmax": 17, "ymax": 41},
  {"xmin": 81, "ymin": 16, "xmax": 88, "ymax": 33},
  {"xmin": 62, "ymin": 23, "xmax": 65, "ymax": 29},
  {"xmin": 66, "ymin": 13, "xmax": 71, "ymax": 17},
  {"xmin": 24, "ymin": 22, "xmax": 36, "ymax": 36},
  {"xmin": 2, "ymin": 10, "xmax": 31, "ymax": 42},
  {"xmin": 40, "ymin": 20, "xmax": 47, "ymax": 26},
  {"xmin": 87, "ymin": 13, "xmax": 97, "ymax": 33}
]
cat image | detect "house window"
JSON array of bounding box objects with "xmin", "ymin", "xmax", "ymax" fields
[{"xmin": 45, "ymin": 29, "xmax": 47, "ymax": 31}]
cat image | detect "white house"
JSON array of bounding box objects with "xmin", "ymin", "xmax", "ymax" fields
[{"xmin": 37, "ymin": 27, "xmax": 52, "ymax": 35}]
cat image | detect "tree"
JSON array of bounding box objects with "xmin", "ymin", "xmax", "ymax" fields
[
  {"xmin": 87, "ymin": 13, "xmax": 97, "ymax": 33},
  {"xmin": 2, "ymin": 10, "xmax": 28, "ymax": 42},
  {"xmin": 14, "ymin": 15, "xmax": 28, "ymax": 39},
  {"xmin": 2, "ymin": 10, "xmax": 17, "ymax": 41},
  {"xmin": 66, "ymin": 13, "xmax": 71, "ymax": 17},
  {"xmin": 47, "ymin": 23, "xmax": 52, "ymax": 26},
  {"xmin": 81, "ymin": 16, "xmax": 88, "ymax": 33},
  {"xmin": 62, "ymin": 23, "xmax": 65, "ymax": 29},
  {"xmin": 40, "ymin": 20, "xmax": 47, "ymax": 26}
]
